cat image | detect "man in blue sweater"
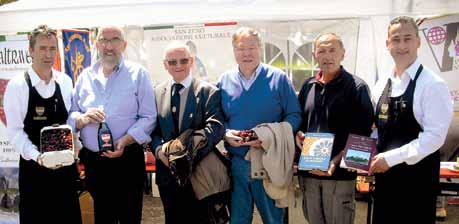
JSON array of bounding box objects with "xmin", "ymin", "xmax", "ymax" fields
[{"xmin": 218, "ymin": 27, "xmax": 301, "ymax": 224}]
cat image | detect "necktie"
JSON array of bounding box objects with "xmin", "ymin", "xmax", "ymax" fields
[{"xmin": 171, "ymin": 83, "xmax": 184, "ymax": 134}]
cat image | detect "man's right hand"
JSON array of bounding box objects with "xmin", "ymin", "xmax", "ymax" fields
[
  {"xmin": 224, "ymin": 129, "xmax": 243, "ymax": 147},
  {"xmin": 76, "ymin": 108, "xmax": 105, "ymax": 129}
]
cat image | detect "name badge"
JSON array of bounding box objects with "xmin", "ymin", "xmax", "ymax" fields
[
  {"xmin": 33, "ymin": 106, "xmax": 47, "ymax": 120},
  {"xmin": 378, "ymin": 103, "xmax": 389, "ymax": 120}
]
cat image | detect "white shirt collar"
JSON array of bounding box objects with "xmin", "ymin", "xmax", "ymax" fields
[
  {"xmin": 238, "ymin": 63, "xmax": 262, "ymax": 81},
  {"xmin": 27, "ymin": 67, "xmax": 58, "ymax": 87},
  {"xmin": 172, "ymin": 74, "xmax": 192, "ymax": 89},
  {"xmin": 405, "ymin": 57, "xmax": 422, "ymax": 80},
  {"xmin": 390, "ymin": 57, "xmax": 421, "ymax": 81}
]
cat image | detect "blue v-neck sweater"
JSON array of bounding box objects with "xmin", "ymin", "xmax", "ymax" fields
[{"xmin": 218, "ymin": 63, "xmax": 301, "ymax": 157}]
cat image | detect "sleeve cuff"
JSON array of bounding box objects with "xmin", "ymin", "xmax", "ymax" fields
[
  {"xmin": 127, "ymin": 128, "xmax": 151, "ymax": 145},
  {"xmin": 69, "ymin": 111, "xmax": 83, "ymax": 132},
  {"xmin": 30, "ymin": 150, "xmax": 41, "ymax": 162},
  {"xmin": 382, "ymin": 149, "xmax": 405, "ymax": 167}
]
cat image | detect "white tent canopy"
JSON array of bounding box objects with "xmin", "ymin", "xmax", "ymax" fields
[
  {"xmin": 2, "ymin": 0, "xmax": 457, "ymax": 84},
  {"xmin": 1, "ymin": 0, "xmax": 459, "ymax": 33}
]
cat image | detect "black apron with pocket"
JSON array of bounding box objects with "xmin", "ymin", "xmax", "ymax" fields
[
  {"xmin": 373, "ymin": 65, "xmax": 439, "ymax": 224},
  {"xmin": 19, "ymin": 72, "xmax": 81, "ymax": 224}
]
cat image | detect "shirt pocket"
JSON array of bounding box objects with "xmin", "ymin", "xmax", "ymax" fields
[
  {"xmin": 110, "ymin": 84, "xmax": 138, "ymax": 117},
  {"xmin": 80, "ymin": 87, "xmax": 98, "ymax": 109}
]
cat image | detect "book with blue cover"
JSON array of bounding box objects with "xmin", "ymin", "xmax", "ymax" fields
[{"xmin": 298, "ymin": 132, "xmax": 334, "ymax": 171}]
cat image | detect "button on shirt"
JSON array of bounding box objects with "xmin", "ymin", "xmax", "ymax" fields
[
  {"xmin": 4, "ymin": 67, "xmax": 73, "ymax": 161},
  {"xmin": 372, "ymin": 58, "xmax": 453, "ymax": 167},
  {"xmin": 69, "ymin": 60, "xmax": 157, "ymax": 152}
]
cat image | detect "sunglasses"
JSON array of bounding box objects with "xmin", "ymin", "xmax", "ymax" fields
[{"xmin": 166, "ymin": 58, "xmax": 190, "ymax": 66}]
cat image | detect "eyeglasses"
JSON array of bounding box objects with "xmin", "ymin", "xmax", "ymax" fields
[
  {"xmin": 166, "ymin": 58, "xmax": 190, "ymax": 66},
  {"xmin": 98, "ymin": 37, "xmax": 123, "ymax": 46}
]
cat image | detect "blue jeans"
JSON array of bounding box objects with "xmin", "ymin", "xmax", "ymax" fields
[{"xmin": 230, "ymin": 157, "xmax": 284, "ymax": 224}]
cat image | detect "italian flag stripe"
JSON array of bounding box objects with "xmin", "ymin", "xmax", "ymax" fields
[{"xmin": 204, "ymin": 22, "xmax": 237, "ymax": 27}]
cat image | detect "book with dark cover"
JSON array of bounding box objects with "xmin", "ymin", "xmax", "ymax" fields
[
  {"xmin": 340, "ymin": 134, "xmax": 376, "ymax": 172},
  {"xmin": 298, "ymin": 132, "xmax": 334, "ymax": 171}
]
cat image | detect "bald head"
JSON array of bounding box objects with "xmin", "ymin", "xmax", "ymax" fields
[
  {"xmin": 163, "ymin": 42, "xmax": 194, "ymax": 82},
  {"xmin": 313, "ymin": 33, "xmax": 345, "ymax": 77},
  {"xmin": 163, "ymin": 42, "xmax": 192, "ymax": 59},
  {"xmin": 98, "ymin": 26, "xmax": 125, "ymax": 41},
  {"xmin": 313, "ymin": 33, "xmax": 344, "ymax": 53}
]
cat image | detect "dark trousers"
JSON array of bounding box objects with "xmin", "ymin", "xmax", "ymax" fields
[
  {"xmin": 373, "ymin": 162, "xmax": 438, "ymax": 224},
  {"xmin": 158, "ymin": 180, "xmax": 209, "ymax": 224},
  {"xmin": 80, "ymin": 144, "xmax": 146, "ymax": 224},
  {"xmin": 19, "ymin": 158, "xmax": 82, "ymax": 224}
]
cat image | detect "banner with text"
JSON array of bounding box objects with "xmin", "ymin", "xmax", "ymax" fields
[
  {"xmin": 124, "ymin": 23, "xmax": 237, "ymax": 85},
  {"xmin": 0, "ymin": 34, "xmax": 29, "ymax": 224},
  {"xmin": 124, "ymin": 20, "xmax": 359, "ymax": 91}
]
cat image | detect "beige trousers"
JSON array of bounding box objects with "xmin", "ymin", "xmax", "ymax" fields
[{"xmin": 298, "ymin": 177, "xmax": 356, "ymax": 224}]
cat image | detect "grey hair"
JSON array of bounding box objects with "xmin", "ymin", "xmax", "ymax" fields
[
  {"xmin": 232, "ymin": 27, "xmax": 262, "ymax": 47},
  {"xmin": 97, "ymin": 26, "xmax": 125, "ymax": 41},
  {"xmin": 163, "ymin": 41, "xmax": 192, "ymax": 59},
  {"xmin": 313, "ymin": 33, "xmax": 344, "ymax": 52}
]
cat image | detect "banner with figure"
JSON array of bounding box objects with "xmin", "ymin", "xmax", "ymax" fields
[
  {"xmin": 419, "ymin": 14, "xmax": 459, "ymax": 111},
  {"xmin": 419, "ymin": 14, "xmax": 459, "ymax": 161},
  {"xmin": 124, "ymin": 22, "xmax": 237, "ymax": 85},
  {"xmin": 62, "ymin": 29, "xmax": 91, "ymax": 84}
]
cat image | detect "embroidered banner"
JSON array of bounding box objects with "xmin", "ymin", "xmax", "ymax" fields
[{"xmin": 62, "ymin": 29, "xmax": 91, "ymax": 84}]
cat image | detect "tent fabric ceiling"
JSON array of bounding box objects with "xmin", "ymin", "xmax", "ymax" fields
[{"xmin": 0, "ymin": 0, "xmax": 458, "ymax": 33}]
